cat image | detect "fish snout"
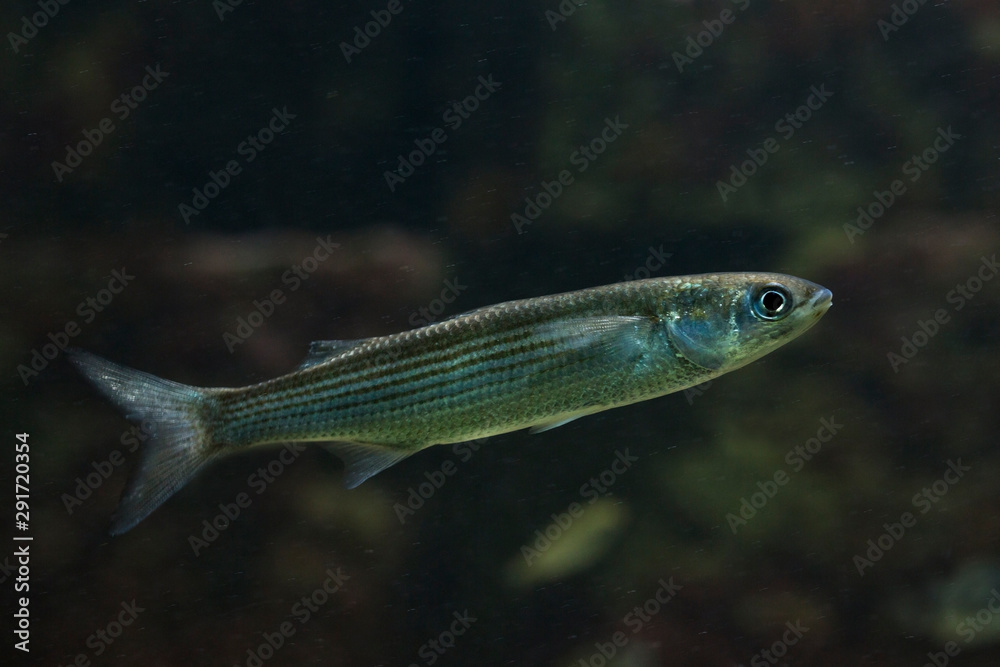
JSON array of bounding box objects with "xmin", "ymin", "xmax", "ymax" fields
[{"xmin": 806, "ymin": 286, "xmax": 833, "ymax": 316}]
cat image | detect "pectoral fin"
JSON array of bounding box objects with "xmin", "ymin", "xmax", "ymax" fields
[
  {"xmin": 665, "ymin": 318, "xmax": 727, "ymax": 370},
  {"xmin": 533, "ymin": 316, "xmax": 653, "ymax": 363},
  {"xmin": 320, "ymin": 441, "xmax": 414, "ymax": 488}
]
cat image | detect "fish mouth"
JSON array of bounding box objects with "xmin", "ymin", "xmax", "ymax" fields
[{"xmin": 807, "ymin": 287, "xmax": 833, "ymax": 314}]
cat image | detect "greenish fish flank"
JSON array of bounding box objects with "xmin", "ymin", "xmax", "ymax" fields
[{"xmin": 70, "ymin": 272, "xmax": 832, "ymax": 534}]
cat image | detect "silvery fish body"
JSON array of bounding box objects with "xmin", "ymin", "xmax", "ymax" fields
[{"xmin": 71, "ymin": 272, "xmax": 832, "ymax": 534}]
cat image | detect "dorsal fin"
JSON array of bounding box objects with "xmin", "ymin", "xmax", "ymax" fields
[{"xmin": 298, "ymin": 339, "xmax": 367, "ymax": 369}]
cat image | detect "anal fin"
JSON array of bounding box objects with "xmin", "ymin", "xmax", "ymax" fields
[
  {"xmin": 528, "ymin": 415, "xmax": 583, "ymax": 434},
  {"xmin": 320, "ymin": 441, "xmax": 414, "ymax": 488}
]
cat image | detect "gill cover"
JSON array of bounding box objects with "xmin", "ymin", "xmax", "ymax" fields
[{"xmin": 665, "ymin": 317, "xmax": 728, "ymax": 370}]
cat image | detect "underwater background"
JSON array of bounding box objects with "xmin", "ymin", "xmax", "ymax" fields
[{"xmin": 3, "ymin": 0, "xmax": 1000, "ymax": 665}]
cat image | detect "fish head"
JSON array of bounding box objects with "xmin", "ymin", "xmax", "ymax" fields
[{"xmin": 657, "ymin": 272, "xmax": 832, "ymax": 372}]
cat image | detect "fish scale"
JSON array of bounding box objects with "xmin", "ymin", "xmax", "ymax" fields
[{"xmin": 70, "ymin": 271, "xmax": 831, "ymax": 534}]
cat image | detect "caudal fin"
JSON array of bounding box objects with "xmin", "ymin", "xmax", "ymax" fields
[{"xmin": 69, "ymin": 350, "xmax": 221, "ymax": 535}]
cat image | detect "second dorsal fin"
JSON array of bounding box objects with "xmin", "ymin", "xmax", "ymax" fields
[{"xmin": 298, "ymin": 339, "xmax": 367, "ymax": 369}]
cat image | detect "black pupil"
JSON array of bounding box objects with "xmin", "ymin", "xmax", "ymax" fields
[{"xmin": 761, "ymin": 290, "xmax": 785, "ymax": 314}]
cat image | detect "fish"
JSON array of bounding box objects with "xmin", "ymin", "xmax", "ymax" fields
[{"xmin": 70, "ymin": 272, "xmax": 832, "ymax": 534}]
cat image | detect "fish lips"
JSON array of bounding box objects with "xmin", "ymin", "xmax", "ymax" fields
[{"xmin": 806, "ymin": 285, "xmax": 833, "ymax": 316}]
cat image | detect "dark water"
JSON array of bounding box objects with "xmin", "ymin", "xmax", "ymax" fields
[{"xmin": 3, "ymin": 1, "xmax": 1000, "ymax": 665}]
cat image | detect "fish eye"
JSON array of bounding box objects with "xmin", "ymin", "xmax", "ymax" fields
[{"xmin": 751, "ymin": 283, "xmax": 793, "ymax": 321}]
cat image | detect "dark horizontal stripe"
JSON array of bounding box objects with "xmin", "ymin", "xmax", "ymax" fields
[
  {"xmin": 253, "ymin": 341, "xmax": 589, "ymax": 426},
  {"xmin": 222, "ymin": 313, "xmax": 574, "ymax": 421},
  {"xmin": 268, "ymin": 334, "xmax": 562, "ymax": 412},
  {"xmin": 223, "ymin": 339, "xmax": 584, "ymax": 437},
  {"xmin": 223, "ymin": 319, "xmax": 529, "ymax": 404}
]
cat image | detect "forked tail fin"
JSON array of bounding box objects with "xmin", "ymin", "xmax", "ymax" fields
[{"xmin": 69, "ymin": 350, "xmax": 221, "ymax": 535}]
